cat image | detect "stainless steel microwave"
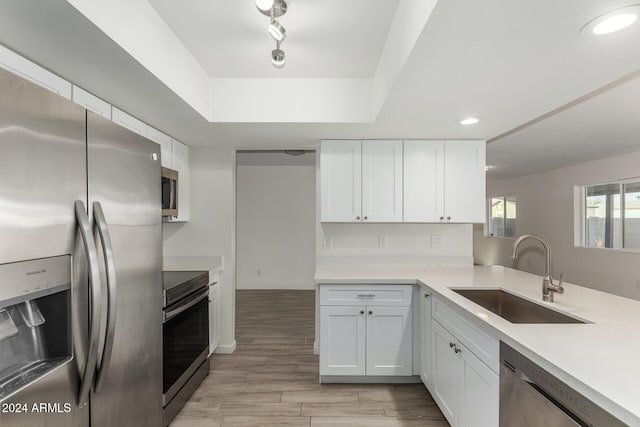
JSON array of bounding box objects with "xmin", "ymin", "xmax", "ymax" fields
[{"xmin": 162, "ymin": 167, "xmax": 178, "ymax": 217}]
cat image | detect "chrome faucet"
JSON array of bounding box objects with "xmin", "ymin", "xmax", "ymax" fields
[{"xmin": 511, "ymin": 234, "xmax": 564, "ymax": 302}]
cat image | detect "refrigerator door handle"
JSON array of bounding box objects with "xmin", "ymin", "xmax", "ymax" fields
[
  {"xmin": 74, "ymin": 200, "xmax": 103, "ymax": 408},
  {"xmin": 92, "ymin": 201, "xmax": 117, "ymax": 394}
]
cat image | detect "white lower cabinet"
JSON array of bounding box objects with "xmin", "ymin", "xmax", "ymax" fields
[
  {"xmin": 320, "ymin": 306, "xmax": 366, "ymax": 375},
  {"xmin": 420, "ymin": 290, "xmax": 433, "ymax": 389},
  {"xmin": 431, "ymin": 320, "xmax": 498, "ymax": 427},
  {"xmin": 319, "ymin": 284, "xmax": 412, "ymax": 378},
  {"xmin": 208, "ymin": 280, "xmax": 219, "ymax": 355}
]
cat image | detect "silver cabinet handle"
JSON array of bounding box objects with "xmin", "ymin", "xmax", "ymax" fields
[
  {"xmin": 364, "ymin": 216, "xmax": 368, "ymax": 220},
  {"xmin": 356, "ymin": 216, "xmax": 361, "ymax": 220},
  {"xmin": 447, "ymin": 216, "xmax": 451, "ymax": 221},
  {"xmin": 449, "ymin": 342, "xmax": 455, "ymax": 348},
  {"xmin": 92, "ymin": 202, "xmax": 117, "ymax": 394},
  {"xmin": 440, "ymin": 216, "xmax": 444, "ymax": 221},
  {"xmin": 454, "ymin": 346, "xmax": 461, "ymax": 354},
  {"xmin": 74, "ymin": 200, "xmax": 103, "ymax": 408},
  {"xmin": 368, "ymin": 310, "xmax": 373, "ymax": 315},
  {"xmin": 163, "ymin": 287, "xmax": 209, "ymax": 322},
  {"xmin": 424, "ymin": 293, "xmax": 430, "ymax": 298},
  {"xmin": 360, "ymin": 310, "xmax": 365, "ymax": 315},
  {"xmin": 357, "ymin": 294, "xmax": 376, "ymax": 298}
]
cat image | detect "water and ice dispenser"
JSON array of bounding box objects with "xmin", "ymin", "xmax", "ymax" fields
[{"xmin": 0, "ymin": 256, "xmax": 72, "ymax": 400}]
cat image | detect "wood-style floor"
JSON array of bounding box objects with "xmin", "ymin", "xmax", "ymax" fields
[{"xmin": 170, "ymin": 290, "xmax": 449, "ymax": 427}]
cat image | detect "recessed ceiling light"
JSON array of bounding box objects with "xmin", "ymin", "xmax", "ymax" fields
[
  {"xmin": 582, "ymin": 6, "xmax": 640, "ymax": 36},
  {"xmin": 460, "ymin": 117, "xmax": 480, "ymax": 126}
]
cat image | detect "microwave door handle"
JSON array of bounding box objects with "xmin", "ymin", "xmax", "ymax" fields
[
  {"xmin": 92, "ymin": 202, "xmax": 117, "ymax": 394},
  {"xmin": 74, "ymin": 201, "xmax": 103, "ymax": 408}
]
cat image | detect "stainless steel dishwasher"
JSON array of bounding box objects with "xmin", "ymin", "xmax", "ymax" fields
[{"xmin": 500, "ymin": 342, "xmax": 627, "ymax": 427}]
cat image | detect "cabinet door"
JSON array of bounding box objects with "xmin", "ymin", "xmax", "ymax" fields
[
  {"xmin": 421, "ymin": 291, "xmax": 433, "ymax": 390},
  {"xmin": 432, "ymin": 321, "xmax": 459, "ymax": 426},
  {"xmin": 111, "ymin": 107, "xmax": 146, "ymax": 136},
  {"xmin": 320, "ymin": 306, "xmax": 366, "ymax": 376},
  {"xmin": 404, "ymin": 140, "xmax": 445, "ymax": 222},
  {"xmin": 146, "ymin": 126, "xmax": 172, "ymax": 168},
  {"xmin": 443, "ymin": 140, "xmax": 486, "ymax": 223},
  {"xmin": 170, "ymin": 139, "xmax": 190, "ymax": 222},
  {"xmin": 362, "ymin": 140, "xmax": 403, "ymax": 222},
  {"xmin": 365, "ymin": 306, "xmax": 412, "ymax": 376},
  {"xmin": 0, "ymin": 44, "xmax": 72, "ymax": 99},
  {"xmin": 72, "ymin": 86, "xmax": 111, "ymax": 119},
  {"xmin": 320, "ymin": 140, "xmax": 362, "ymax": 222},
  {"xmin": 209, "ymin": 284, "xmax": 219, "ymax": 355},
  {"xmin": 458, "ymin": 342, "xmax": 499, "ymax": 427}
]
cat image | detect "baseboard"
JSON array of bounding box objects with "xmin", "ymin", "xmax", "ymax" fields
[
  {"xmin": 320, "ymin": 375, "xmax": 421, "ymax": 384},
  {"xmin": 214, "ymin": 340, "xmax": 237, "ymax": 354},
  {"xmin": 313, "ymin": 341, "xmax": 319, "ymax": 355}
]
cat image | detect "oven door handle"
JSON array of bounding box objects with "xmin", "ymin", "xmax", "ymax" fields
[
  {"xmin": 74, "ymin": 200, "xmax": 103, "ymax": 408},
  {"xmin": 163, "ymin": 287, "xmax": 209, "ymax": 323},
  {"xmin": 92, "ymin": 202, "xmax": 117, "ymax": 394}
]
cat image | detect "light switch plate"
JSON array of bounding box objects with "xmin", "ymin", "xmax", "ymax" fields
[{"xmin": 378, "ymin": 236, "xmax": 388, "ymax": 249}]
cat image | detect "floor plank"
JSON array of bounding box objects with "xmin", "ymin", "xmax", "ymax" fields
[{"xmin": 169, "ymin": 290, "xmax": 449, "ymax": 427}]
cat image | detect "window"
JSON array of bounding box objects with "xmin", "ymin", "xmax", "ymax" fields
[
  {"xmin": 488, "ymin": 196, "xmax": 516, "ymax": 238},
  {"xmin": 584, "ymin": 180, "xmax": 640, "ymax": 249}
]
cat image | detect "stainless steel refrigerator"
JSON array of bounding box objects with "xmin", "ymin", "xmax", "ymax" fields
[{"xmin": 0, "ymin": 67, "xmax": 163, "ymax": 426}]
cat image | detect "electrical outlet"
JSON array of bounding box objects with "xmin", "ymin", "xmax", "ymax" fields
[
  {"xmin": 378, "ymin": 235, "xmax": 388, "ymax": 249},
  {"xmin": 431, "ymin": 235, "xmax": 445, "ymax": 248},
  {"xmin": 323, "ymin": 236, "xmax": 333, "ymax": 249}
]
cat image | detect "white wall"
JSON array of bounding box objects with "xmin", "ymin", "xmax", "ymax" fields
[
  {"xmin": 474, "ymin": 150, "xmax": 640, "ymax": 301},
  {"xmin": 163, "ymin": 147, "xmax": 237, "ymax": 353},
  {"xmin": 236, "ymin": 164, "xmax": 316, "ymax": 290}
]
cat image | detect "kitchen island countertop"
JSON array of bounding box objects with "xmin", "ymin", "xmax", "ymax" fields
[{"xmin": 315, "ymin": 263, "xmax": 640, "ymax": 426}]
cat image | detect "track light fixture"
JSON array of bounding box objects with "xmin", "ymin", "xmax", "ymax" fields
[
  {"xmin": 255, "ymin": 0, "xmax": 288, "ymax": 68},
  {"xmin": 268, "ymin": 19, "xmax": 286, "ymax": 42},
  {"xmin": 271, "ymin": 42, "xmax": 285, "ymax": 67}
]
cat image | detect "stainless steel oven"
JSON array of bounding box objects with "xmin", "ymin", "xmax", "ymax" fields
[
  {"xmin": 162, "ymin": 271, "xmax": 209, "ymax": 426},
  {"xmin": 500, "ymin": 342, "xmax": 625, "ymax": 427}
]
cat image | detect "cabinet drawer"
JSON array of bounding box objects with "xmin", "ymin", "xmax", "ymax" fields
[
  {"xmin": 432, "ymin": 296, "xmax": 499, "ymax": 373},
  {"xmin": 319, "ymin": 284, "xmax": 412, "ymax": 306}
]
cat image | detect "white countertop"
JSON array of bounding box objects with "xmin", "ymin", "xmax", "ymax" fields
[
  {"xmin": 315, "ymin": 263, "xmax": 640, "ymax": 426},
  {"xmin": 163, "ymin": 256, "xmax": 224, "ymax": 282}
]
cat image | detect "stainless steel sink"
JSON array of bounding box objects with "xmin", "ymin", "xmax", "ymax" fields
[{"xmin": 451, "ymin": 289, "xmax": 586, "ymax": 324}]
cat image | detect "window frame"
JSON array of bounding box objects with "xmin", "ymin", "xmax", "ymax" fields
[
  {"xmin": 578, "ymin": 178, "xmax": 640, "ymax": 252},
  {"xmin": 486, "ymin": 195, "xmax": 516, "ymax": 239}
]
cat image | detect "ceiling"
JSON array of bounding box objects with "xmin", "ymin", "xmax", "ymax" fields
[
  {"xmin": 0, "ymin": 0, "xmax": 639, "ymax": 179},
  {"xmin": 148, "ymin": 0, "xmax": 400, "ymax": 79}
]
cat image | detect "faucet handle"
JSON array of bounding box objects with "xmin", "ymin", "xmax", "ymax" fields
[{"xmin": 555, "ymin": 273, "xmax": 565, "ymax": 294}]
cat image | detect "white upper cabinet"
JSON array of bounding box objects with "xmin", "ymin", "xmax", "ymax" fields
[
  {"xmin": 404, "ymin": 140, "xmax": 445, "ymax": 222},
  {"xmin": 320, "ymin": 140, "xmax": 402, "ymax": 222},
  {"xmin": 166, "ymin": 139, "xmax": 190, "ymax": 222},
  {"xmin": 72, "ymin": 86, "xmax": 111, "ymax": 119},
  {"xmin": 444, "ymin": 140, "xmax": 486, "ymax": 223},
  {"xmin": 146, "ymin": 126, "xmax": 172, "ymax": 168},
  {"xmin": 320, "ymin": 140, "xmax": 362, "ymax": 222},
  {"xmin": 0, "ymin": 45, "xmax": 71, "ymax": 99},
  {"xmin": 111, "ymin": 107, "xmax": 146, "ymax": 136},
  {"xmin": 403, "ymin": 140, "xmax": 486, "ymax": 223},
  {"xmin": 362, "ymin": 140, "xmax": 403, "ymax": 222}
]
